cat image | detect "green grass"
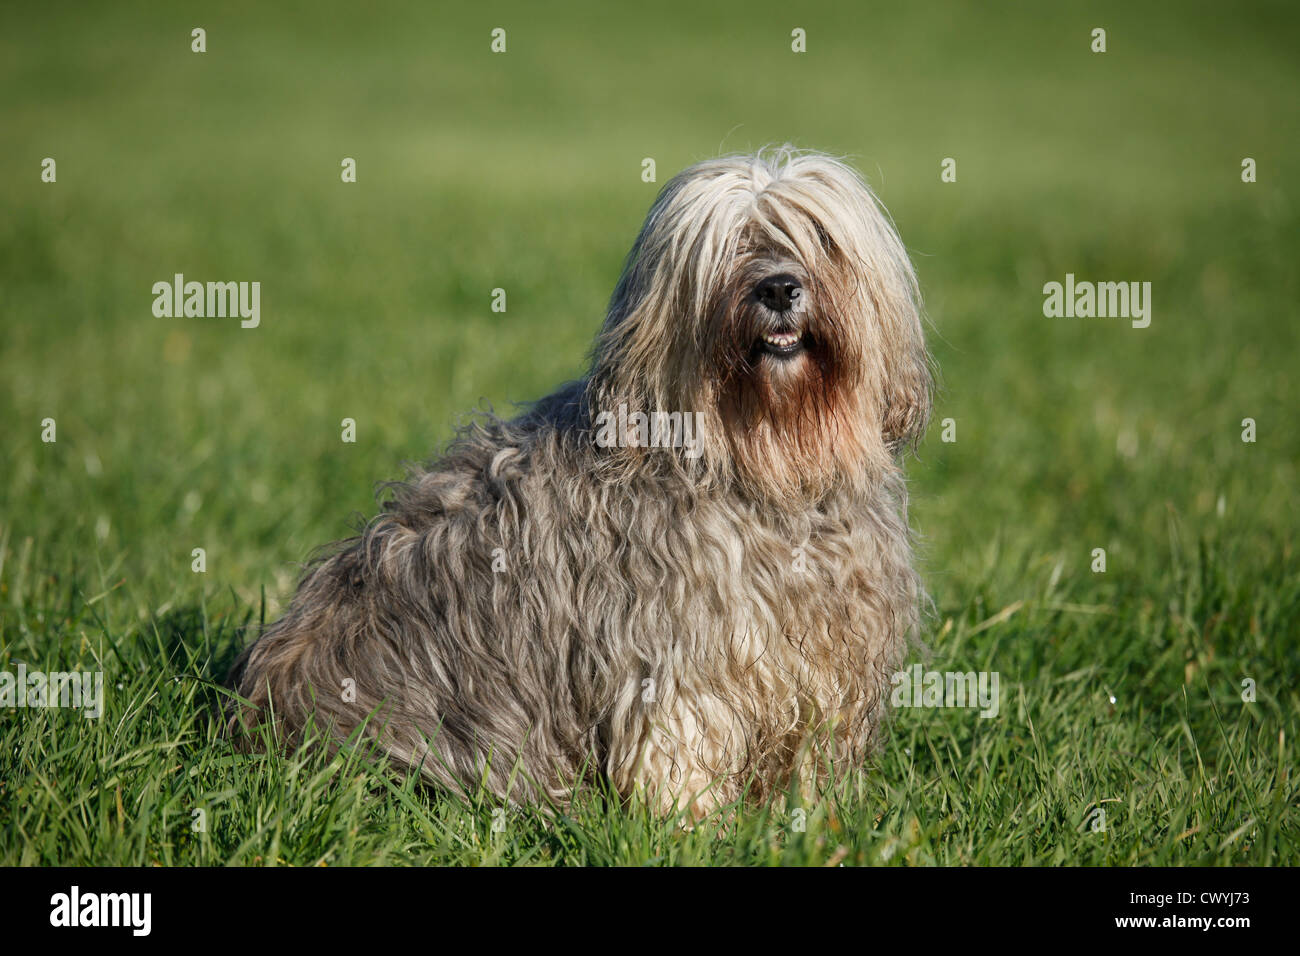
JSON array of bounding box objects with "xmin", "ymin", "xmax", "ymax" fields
[{"xmin": 1, "ymin": 0, "xmax": 1297, "ymax": 865}]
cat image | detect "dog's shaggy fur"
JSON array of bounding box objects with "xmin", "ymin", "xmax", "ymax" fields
[{"xmin": 229, "ymin": 147, "xmax": 932, "ymax": 817}]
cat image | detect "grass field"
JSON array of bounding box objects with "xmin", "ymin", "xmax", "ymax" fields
[{"xmin": 1, "ymin": 0, "xmax": 1297, "ymax": 865}]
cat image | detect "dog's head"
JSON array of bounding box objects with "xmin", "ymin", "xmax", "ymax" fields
[{"xmin": 591, "ymin": 147, "xmax": 931, "ymax": 500}]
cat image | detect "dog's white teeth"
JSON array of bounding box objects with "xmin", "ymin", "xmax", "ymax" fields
[{"xmin": 763, "ymin": 332, "xmax": 800, "ymax": 348}]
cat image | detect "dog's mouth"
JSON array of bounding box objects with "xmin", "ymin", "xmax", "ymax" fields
[{"xmin": 754, "ymin": 326, "xmax": 811, "ymax": 360}]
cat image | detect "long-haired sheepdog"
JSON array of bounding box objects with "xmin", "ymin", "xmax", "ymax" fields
[{"xmin": 229, "ymin": 146, "xmax": 932, "ymax": 819}]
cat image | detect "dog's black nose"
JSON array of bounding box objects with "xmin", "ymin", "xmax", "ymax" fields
[{"xmin": 755, "ymin": 274, "xmax": 802, "ymax": 313}]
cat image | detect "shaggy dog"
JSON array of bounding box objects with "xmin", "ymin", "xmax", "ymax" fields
[{"xmin": 229, "ymin": 147, "xmax": 932, "ymax": 818}]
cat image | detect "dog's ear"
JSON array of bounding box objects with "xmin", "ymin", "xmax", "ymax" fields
[
  {"xmin": 875, "ymin": 283, "xmax": 933, "ymax": 452},
  {"xmin": 882, "ymin": 348, "xmax": 933, "ymax": 451}
]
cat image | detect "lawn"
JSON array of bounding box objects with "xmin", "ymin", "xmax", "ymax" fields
[{"xmin": 1, "ymin": 0, "xmax": 1296, "ymax": 865}]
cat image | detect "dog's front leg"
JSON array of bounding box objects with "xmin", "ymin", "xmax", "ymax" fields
[{"xmin": 607, "ymin": 680, "xmax": 746, "ymax": 823}]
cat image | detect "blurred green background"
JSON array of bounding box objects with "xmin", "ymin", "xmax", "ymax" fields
[
  {"xmin": 1, "ymin": 1, "xmax": 1297, "ymax": 864},
  {"xmin": 2, "ymin": 0, "xmax": 1296, "ymax": 595}
]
